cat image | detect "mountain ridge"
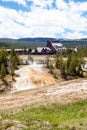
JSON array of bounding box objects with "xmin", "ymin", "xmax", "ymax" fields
[
  {"xmin": 0, "ymin": 37, "xmax": 87, "ymax": 43},
  {"xmin": 0, "ymin": 37, "xmax": 87, "ymax": 48}
]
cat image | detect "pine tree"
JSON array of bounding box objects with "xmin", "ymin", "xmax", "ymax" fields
[
  {"xmin": 0, "ymin": 48, "xmax": 8, "ymax": 73},
  {"xmin": 68, "ymin": 53, "xmax": 77, "ymax": 76},
  {"xmin": 54, "ymin": 52, "xmax": 62, "ymax": 69},
  {"xmin": 61, "ymin": 61, "xmax": 67, "ymax": 79},
  {"xmin": 9, "ymin": 46, "xmax": 19, "ymax": 69},
  {"xmin": 77, "ymin": 60, "xmax": 83, "ymax": 77},
  {"xmin": 10, "ymin": 67, "xmax": 15, "ymax": 79},
  {"xmin": 34, "ymin": 47, "xmax": 38, "ymax": 54},
  {"xmin": 0, "ymin": 63, "xmax": 6, "ymax": 80},
  {"xmin": 66, "ymin": 54, "xmax": 72, "ymax": 74}
]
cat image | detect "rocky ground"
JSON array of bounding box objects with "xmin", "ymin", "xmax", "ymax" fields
[
  {"xmin": 0, "ymin": 78, "xmax": 87, "ymax": 110},
  {"xmin": 0, "ymin": 61, "xmax": 87, "ymax": 110}
]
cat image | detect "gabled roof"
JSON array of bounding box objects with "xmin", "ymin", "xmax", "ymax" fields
[
  {"xmin": 52, "ymin": 42, "xmax": 63, "ymax": 47},
  {"xmin": 37, "ymin": 47, "xmax": 44, "ymax": 52},
  {"xmin": 37, "ymin": 47, "xmax": 51, "ymax": 53}
]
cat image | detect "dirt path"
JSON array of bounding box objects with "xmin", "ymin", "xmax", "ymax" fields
[{"xmin": 0, "ymin": 79, "xmax": 87, "ymax": 110}]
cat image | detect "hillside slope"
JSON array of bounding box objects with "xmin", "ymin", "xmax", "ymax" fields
[{"xmin": 0, "ymin": 37, "xmax": 87, "ymax": 48}]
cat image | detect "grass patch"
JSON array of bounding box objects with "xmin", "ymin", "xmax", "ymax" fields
[{"xmin": 0, "ymin": 100, "xmax": 87, "ymax": 129}]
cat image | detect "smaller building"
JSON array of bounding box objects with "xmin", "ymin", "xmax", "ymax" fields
[
  {"xmin": 37, "ymin": 47, "xmax": 51, "ymax": 55},
  {"xmin": 7, "ymin": 48, "xmax": 24, "ymax": 54}
]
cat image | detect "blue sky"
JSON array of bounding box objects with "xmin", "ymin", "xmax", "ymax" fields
[{"xmin": 0, "ymin": 0, "xmax": 87, "ymax": 39}]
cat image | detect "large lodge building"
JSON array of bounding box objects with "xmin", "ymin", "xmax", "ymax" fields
[
  {"xmin": 47, "ymin": 40, "xmax": 66, "ymax": 53},
  {"xmin": 7, "ymin": 40, "xmax": 66, "ymax": 55}
]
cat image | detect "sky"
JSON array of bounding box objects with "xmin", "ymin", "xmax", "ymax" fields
[{"xmin": 0, "ymin": 0, "xmax": 87, "ymax": 39}]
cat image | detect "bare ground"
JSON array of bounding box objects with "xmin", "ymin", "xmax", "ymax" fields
[{"xmin": 0, "ymin": 78, "xmax": 87, "ymax": 110}]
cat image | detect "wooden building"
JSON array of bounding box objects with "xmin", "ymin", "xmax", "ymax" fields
[{"xmin": 47, "ymin": 40, "xmax": 66, "ymax": 54}]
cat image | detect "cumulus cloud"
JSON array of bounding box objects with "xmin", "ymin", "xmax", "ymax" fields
[
  {"xmin": 0, "ymin": 0, "xmax": 87, "ymax": 38},
  {"xmin": 56, "ymin": 0, "xmax": 69, "ymax": 10},
  {"xmin": 29, "ymin": 0, "xmax": 54, "ymax": 9}
]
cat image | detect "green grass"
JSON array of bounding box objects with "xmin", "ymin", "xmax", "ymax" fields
[{"xmin": 0, "ymin": 100, "xmax": 87, "ymax": 129}]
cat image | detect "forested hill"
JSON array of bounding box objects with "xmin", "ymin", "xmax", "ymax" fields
[{"xmin": 0, "ymin": 37, "xmax": 87, "ymax": 49}]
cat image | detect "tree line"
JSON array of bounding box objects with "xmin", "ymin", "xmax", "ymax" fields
[
  {"xmin": 48, "ymin": 49, "xmax": 86, "ymax": 80},
  {"xmin": 0, "ymin": 47, "xmax": 19, "ymax": 81}
]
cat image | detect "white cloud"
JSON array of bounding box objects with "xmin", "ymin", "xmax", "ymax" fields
[
  {"xmin": 27, "ymin": 0, "xmax": 54, "ymax": 9},
  {"xmin": 56, "ymin": 0, "xmax": 69, "ymax": 10},
  {"xmin": 2, "ymin": 0, "xmax": 26, "ymax": 6},
  {"xmin": 0, "ymin": 0, "xmax": 87, "ymax": 38},
  {"xmin": 62, "ymin": 31, "xmax": 87, "ymax": 39}
]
